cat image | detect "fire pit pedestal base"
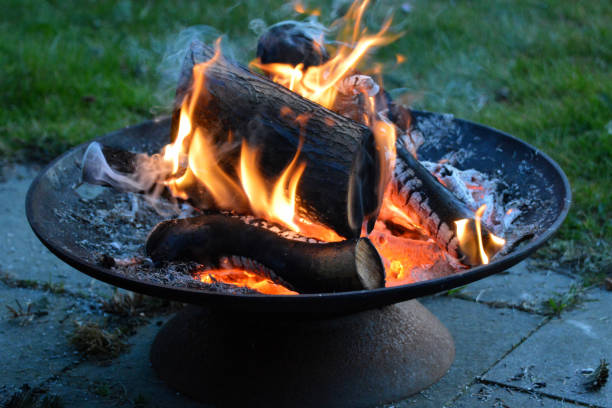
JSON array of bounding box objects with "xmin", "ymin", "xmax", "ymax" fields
[{"xmin": 150, "ymin": 299, "xmax": 454, "ymax": 407}]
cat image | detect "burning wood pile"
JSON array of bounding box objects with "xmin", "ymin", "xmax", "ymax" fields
[{"xmin": 80, "ymin": 1, "xmax": 517, "ymax": 295}]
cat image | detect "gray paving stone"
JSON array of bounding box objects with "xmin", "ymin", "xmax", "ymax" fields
[
  {"xmin": 455, "ymin": 261, "xmax": 576, "ymax": 313},
  {"xmin": 0, "ymin": 165, "xmax": 113, "ymax": 297},
  {"xmin": 483, "ymin": 288, "xmax": 612, "ymax": 408},
  {"xmin": 390, "ymin": 296, "xmax": 544, "ymax": 408},
  {"xmin": 0, "ymin": 283, "xmax": 90, "ymax": 395},
  {"xmin": 49, "ymin": 318, "xmax": 206, "ymax": 408},
  {"xmin": 450, "ymin": 383, "xmax": 583, "ymax": 407}
]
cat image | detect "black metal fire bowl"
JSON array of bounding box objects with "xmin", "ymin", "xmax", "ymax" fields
[{"xmin": 26, "ymin": 111, "xmax": 570, "ymax": 407}]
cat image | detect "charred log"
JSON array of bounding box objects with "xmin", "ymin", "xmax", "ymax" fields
[
  {"xmin": 256, "ymin": 21, "xmax": 329, "ymax": 69},
  {"xmin": 171, "ymin": 41, "xmax": 381, "ymax": 238},
  {"xmin": 392, "ymin": 146, "xmax": 499, "ymax": 265},
  {"xmin": 146, "ymin": 214, "xmax": 385, "ymax": 293}
]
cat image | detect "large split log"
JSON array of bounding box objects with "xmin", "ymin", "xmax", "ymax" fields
[
  {"xmin": 146, "ymin": 214, "xmax": 385, "ymax": 293},
  {"xmin": 170, "ymin": 41, "xmax": 381, "ymax": 239}
]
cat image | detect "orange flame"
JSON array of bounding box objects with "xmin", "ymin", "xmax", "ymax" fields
[{"xmin": 195, "ymin": 268, "xmax": 297, "ymax": 295}]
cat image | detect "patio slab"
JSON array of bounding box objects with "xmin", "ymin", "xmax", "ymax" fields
[{"xmin": 483, "ymin": 288, "xmax": 612, "ymax": 408}]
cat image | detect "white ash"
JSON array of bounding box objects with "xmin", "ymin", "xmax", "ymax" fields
[
  {"xmin": 337, "ymin": 75, "xmax": 380, "ymax": 97},
  {"xmin": 55, "ymin": 191, "xmax": 165, "ymax": 261},
  {"xmin": 420, "ymin": 160, "xmax": 522, "ymax": 237},
  {"xmin": 398, "ymin": 128, "xmax": 425, "ymax": 158},
  {"xmin": 411, "ymin": 113, "xmax": 463, "ymax": 150}
]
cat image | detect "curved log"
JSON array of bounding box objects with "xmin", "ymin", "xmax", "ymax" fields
[{"xmin": 146, "ymin": 214, "xmax": 385, "ymax": 293}]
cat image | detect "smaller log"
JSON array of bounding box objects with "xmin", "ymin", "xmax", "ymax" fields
[
  {"xmin": 256, "ymin": 21, "xmax": 329, "ymax": 69},
  {"xmin": 391, "ymin": 146, "xmax": 499, "ymax": 265},
  {"xmin": 146, "ymin": 214, "xmax": 385, "ymax": 293}
]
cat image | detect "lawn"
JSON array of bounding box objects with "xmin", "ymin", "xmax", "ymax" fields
[{"xmin": 1, "ymin": 0, "xmax": 610, "ymax": 279}]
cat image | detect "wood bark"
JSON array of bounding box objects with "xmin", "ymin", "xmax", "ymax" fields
[
  {"xmin": 146, "ymin": 214, "xmax": 385, "ymax": 293},
  {"xmin": 170, "ymin": 40, "xmax": 381, "ymax": 239}
]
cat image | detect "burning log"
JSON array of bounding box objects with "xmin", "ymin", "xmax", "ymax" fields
[
  {"xmin": 146, "ymin": 214, "xmax": 385, "ymax": 293},
  {"xmin": 254, "ymin": 23, "xmax": 503, "ymax": 265},
  {"xmin": 257, "ymin": 21, "xmax": 330, "ymax": 69},
  {"xmin": 170, "ymin": 41, "xmax": 381, "ymax": 239},
  {"xmin": 392, "ymin": 146, "xmax": 503, "ymax": 265}
]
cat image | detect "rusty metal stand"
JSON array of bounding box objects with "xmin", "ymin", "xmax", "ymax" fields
[{"xmin": 150, "ymin": 299, "xmax": 455, "ymax": 407}]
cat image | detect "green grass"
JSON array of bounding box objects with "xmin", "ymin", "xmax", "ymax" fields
[{"xmin": 1, "ymin": 0, "xmax": 610, "ymax": 277}]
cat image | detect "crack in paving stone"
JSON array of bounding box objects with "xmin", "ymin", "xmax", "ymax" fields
[
  {"xmin": 476, "ymin": 379, "xmax": 607, "ymax": 408},
  {"xmin": 451, "ymin": 382, "xmax": 598, "ymax": 407},
  {"xmin": 482, "ymin": 289, "xmax": 612, "ymax": 407},
  {"xmin": 445, "ymin": 261, "xmax": 579, "ymax": 315}
]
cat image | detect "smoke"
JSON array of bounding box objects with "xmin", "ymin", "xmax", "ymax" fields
[{"xmin": 154, "ymin": 25, "xmax": 223, "ymax": 112}]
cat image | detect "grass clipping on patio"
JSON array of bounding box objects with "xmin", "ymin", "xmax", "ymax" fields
[{"xmin": 70, "ymin": 321, "xmax": 128, "ymax": 360}]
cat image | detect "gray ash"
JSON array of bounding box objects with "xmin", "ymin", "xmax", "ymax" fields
[{"xmin": 55, "ymin": 185, "xmax": 313, "ymax": 293}]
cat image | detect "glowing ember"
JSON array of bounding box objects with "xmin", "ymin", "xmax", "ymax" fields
[{"xmin": 195, "ymin": 268, "xmax": 297, "ymax": 295}]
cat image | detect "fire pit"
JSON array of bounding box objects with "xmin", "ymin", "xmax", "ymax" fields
[
  {"xmin": 26, "ymin": 110, "xmax": 569, "ymax": 406},
  {"xmin": 24, "ymin": 2, "xmax": 570, "ymax": 405}
]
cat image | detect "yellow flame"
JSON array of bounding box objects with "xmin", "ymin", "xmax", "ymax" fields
[
  {"xmin": 455, "ymin": 205, "xmax": 506, "ymax": 265},
  {"xmin": 474, "ymin": 204, "xmax": 489, "ymax": 264},
  {"xmin": 163, "ymin": 39, "xmax": 222, "ymax": 175},
  {"xmin": 239, "ymin": 140, "xmax": 306, "ymax": 231},
  {"xmin": 188, "ymin": 128, "xmax": 244, "ymax": 208},
  {"xmin": 390, "ymin": 260, "xmax": 404, "ymax": 279}
]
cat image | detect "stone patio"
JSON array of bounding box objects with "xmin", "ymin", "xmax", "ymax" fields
[{"xmin": 1, "ymin": 166, "xmax": 609, "ymax": 407}]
